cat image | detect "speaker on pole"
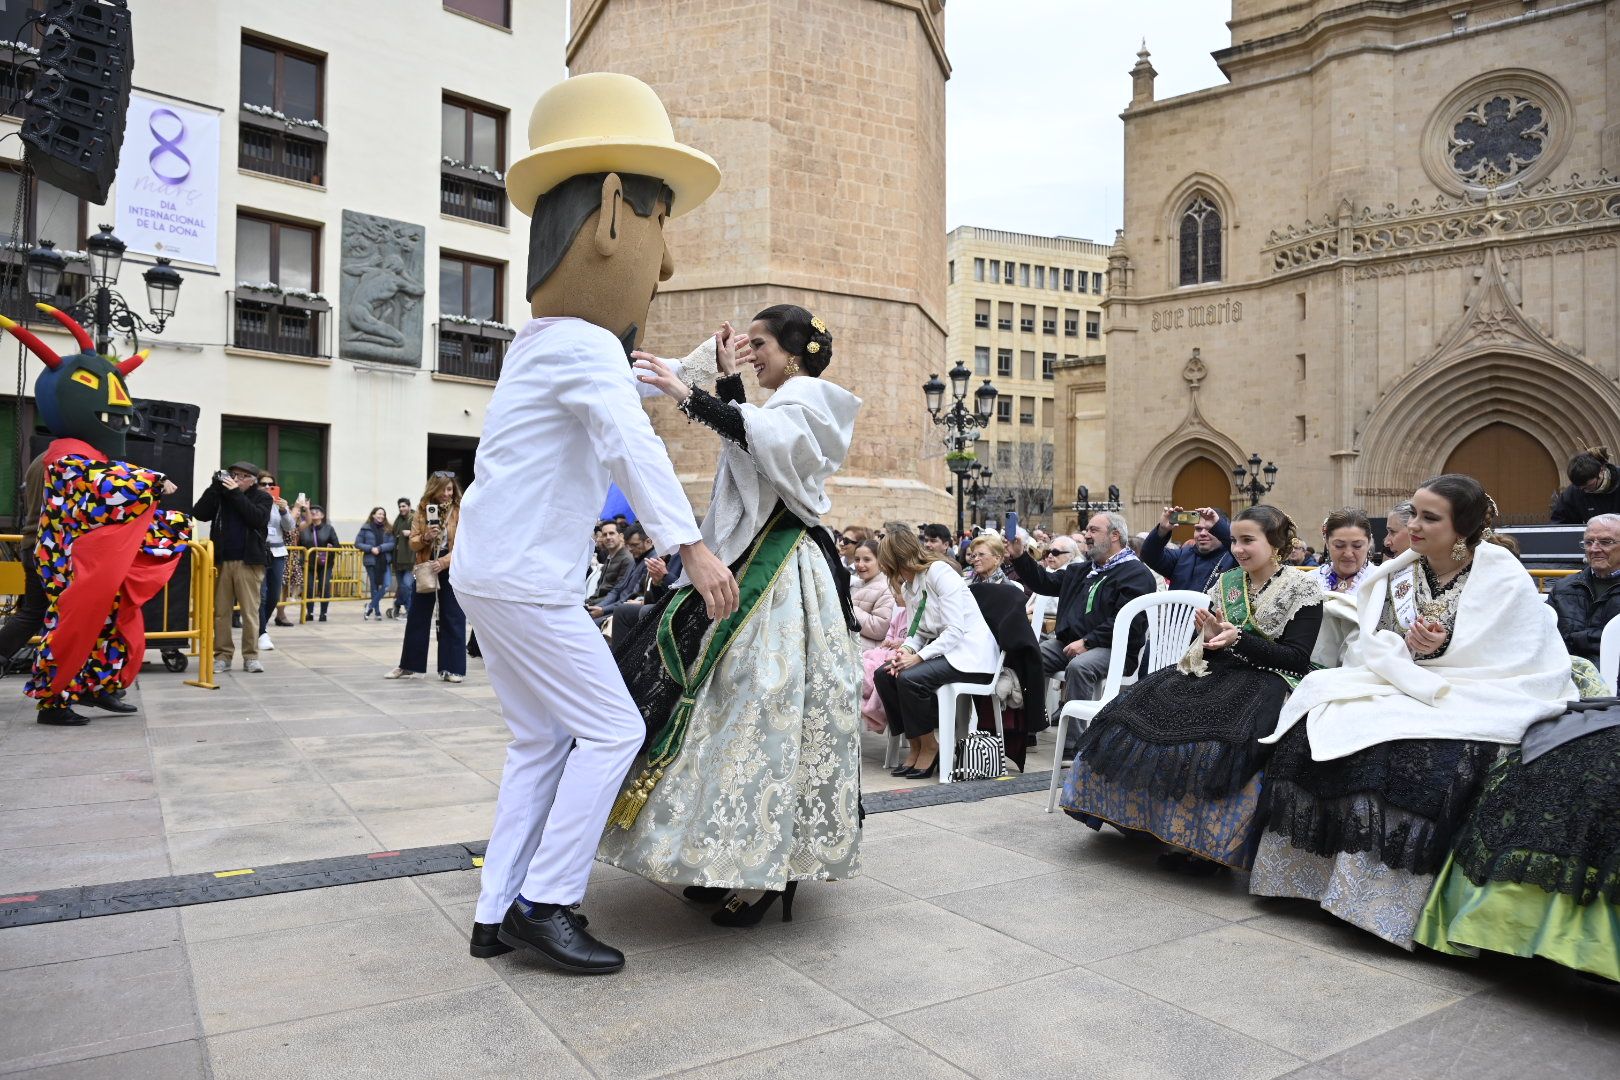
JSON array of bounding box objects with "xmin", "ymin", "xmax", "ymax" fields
[{"xmin": 19, "ymin": 0, "xmax": 133, "ymax": 205}]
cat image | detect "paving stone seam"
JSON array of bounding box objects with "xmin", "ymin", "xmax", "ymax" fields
[{"xmin": 1233, "ymin": 913, "xmax": 1496, "ymax": 1000}]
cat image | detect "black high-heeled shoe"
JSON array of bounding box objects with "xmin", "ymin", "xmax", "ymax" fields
[
  {"xmin": 711, "ymin": 881, "xmax": 797, "ymax": 927},
  {"xmin": 682, "ymin": 885, "xmax": 731, "ymax": 903},
  {"xmin": 899, "ymin": 759, "xmax": 939, "ymax": 780},
  {"xmin": 891, "ymin": 763, "xmax": 918, "ymax": 776}
]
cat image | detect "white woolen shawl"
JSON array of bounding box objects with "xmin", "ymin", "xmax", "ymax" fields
[
  {"xmin": 1260, "ymin": 543, "xmax": 1576, "ymax": 760},
  {"xmin": 673, "ymin": 370, "xmax": 861, "ymax": 584}
]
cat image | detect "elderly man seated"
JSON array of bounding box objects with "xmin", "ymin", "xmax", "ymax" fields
[
  {"xmin": 1009, "ymin": 512, "xmax": 1156, "ymax": 752},
  {"xmin": 1546, "ymin": 512, "xmax": 1620, "ymax": 664}
]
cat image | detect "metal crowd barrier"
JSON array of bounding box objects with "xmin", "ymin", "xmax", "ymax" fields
[
  {"xmin": 0, "ymin": 532, "xmax": 218, "ymax": 691},
  {"xmin": 1529, "ymin": 568, "xmax": 1578, "ymax": 593},
  {"xmin": 290, "ymin": 544, "xmax": 370, "ymax": 622}
]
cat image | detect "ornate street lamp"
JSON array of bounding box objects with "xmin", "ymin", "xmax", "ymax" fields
[
  {"xmin": 1233, "ymin": 452, "xmax": 1279, "ymax": 507},
  {"xmin": 28, "ymin": 226, "xmax": 183, "ymax": 354},
  {"xmin": 922, "ymin": 365, "xmax": 998, "ymax": 536}
]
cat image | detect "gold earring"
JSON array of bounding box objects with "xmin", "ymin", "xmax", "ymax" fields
[
  {"xmin": 1451, "ymin": 538, "xmax": 1468, "ymax": 562},
  {"xmin": 785, "ymin": 359, "xmax": 800, "ymax": 376}
]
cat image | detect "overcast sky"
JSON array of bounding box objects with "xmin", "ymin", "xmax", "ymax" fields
[{"xmin": 944, "ymin": 1, "xmax": 1231, "ymax": 242}]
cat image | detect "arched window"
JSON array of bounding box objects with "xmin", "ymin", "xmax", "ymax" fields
[{"xmin": 1178, "ymin": 196, "xmax": 1221, "ymax": 286}]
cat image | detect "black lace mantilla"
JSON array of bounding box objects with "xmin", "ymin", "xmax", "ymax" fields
[
  {"xmin": 1450, "ymin": 728, "xmax": 1620, "ymax": 905},
  {"xmin": 1074, "ymin": 655, "xmax": 1287, "ymax": 799},
  {"xmin": 1262, "ymin": 725, "xmax": 1498, "ymax": 874}
]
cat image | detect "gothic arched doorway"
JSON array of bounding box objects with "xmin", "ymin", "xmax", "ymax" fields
[
  {"xmin": 1171, "ymin": 456, "xmax": 1231, "ymax": 542},
  {"xmin": 1442, "ymin": 422, "xmax": 1560, "ymax": 524}
]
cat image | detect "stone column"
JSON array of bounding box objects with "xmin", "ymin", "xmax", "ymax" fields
[{"xmin": 566, "ymin": 0, "xmax": 952, "ymax": 527}]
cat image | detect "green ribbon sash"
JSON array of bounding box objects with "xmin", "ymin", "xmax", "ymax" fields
[{"xmin": 608, "ymin": 509, "xmax": 806, "ymax": 830}]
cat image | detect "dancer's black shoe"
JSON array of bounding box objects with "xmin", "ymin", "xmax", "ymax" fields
[
  {"xmin": 496, "ymin": 901, "xmax": 623, "ymax": 974},
  {"xmin": 711, "ymin": 882, "xmax": 797, "ymax": 927},
  {"xmin": 682, "ymin": 886, "xmax": 731, "ymax": 903},
  {"xmin": 85, "ymin": 692, "xmax": 137, "ymax": 714},
  {"xmin": 37, "ymin": 705, "xmax": 89, "ymax": 726},
  {"xmin": 469, "ymin": 921, "xmax": 512, "ymax": 958}
]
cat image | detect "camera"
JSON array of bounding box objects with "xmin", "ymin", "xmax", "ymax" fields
[
  {"xmin": 1171, "ymin": 510, "xmax": 1201, "ymax": 526},
  {"xmin": 425, "ymin": 503, "xmax": 441, "ymax": 526},
  {"xmin": 216, "ymin": 470, "xmax": 233, "ymax": 485}
]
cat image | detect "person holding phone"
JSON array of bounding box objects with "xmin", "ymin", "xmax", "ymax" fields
[
  {"xmin": 387, "ymin": 473, "xmax": 465, "ymax": 681},
  {"xmin": 1140, "ymin": 505, "xmax": 1235, "ymax": 593},
  {"xmin": 256, "ymin": 472, "xmax": 296, "ymax": 650},
  {"xmin": 297, "ymin": 505, "xmax": 341, "ymax": 621},
  {"xmin": 194, "ymin": 461, "xmax": 273, "ymax": 673},
  {"xmin": 1252, "ymin": 474, "xmax": 1576, "ymax": 949}
]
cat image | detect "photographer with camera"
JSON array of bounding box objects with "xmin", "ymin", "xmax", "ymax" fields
[
  {"xmin": 387, "ymin": 472, "xmax": 467, "ymax": 682},
  {"xmin": 194, "ymin": 461, "xmax": 274, "ymax": 673},
  {"xmin": 1140, "ymin": 505, "xmax": 1235, "ymax": 594}
]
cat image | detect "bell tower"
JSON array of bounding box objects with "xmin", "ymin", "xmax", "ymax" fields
[{"xmin": 566, "ymin": 0, "xmax": 952, "ymax": 525}]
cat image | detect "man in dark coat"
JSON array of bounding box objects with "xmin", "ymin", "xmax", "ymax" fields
[
  {"xmin": 1140, "ymin": 505, "xmax": 1235, "ymax": 593},
  {"xmin": 194, "ymin": 461, "xmax": 273, "ymax": 673},
  {"xmin": 1010, "ymin": 512, "xmax": 1156, "ymax": 751},
  {"xmin": 1547, "ymin": 513, "xmax": 1620, "ymax": 664},
  {"xmin": 586, "ymin": 520, "xmax": 633, "ymax": 609},
  {"xmin": 1549, "ymin": 449, "xmax": 1620, "ymax": 524}
]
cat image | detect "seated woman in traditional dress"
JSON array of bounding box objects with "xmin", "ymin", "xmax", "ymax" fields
[
  {"xmin": 596, "ymin": 306, "xmax": 863, "ymax": 927},
  {"xmin": 1315, "ymin": 508, "xmax": 1372, "ymax": 594},
  {"xmin": 1061, "ymin": 505, "xmax": 1323, "ymax": 874},
  {"xmin": 872, "ymin": 524, "xmax": 1001, "ymax": 779},
  {"xmin": 1416, "ymin": 689, "xmax": 1620, "ymax": 982},
  {"xmin": 1251, "ymin": 474, "xmax": 1576, "ymax": 949}
]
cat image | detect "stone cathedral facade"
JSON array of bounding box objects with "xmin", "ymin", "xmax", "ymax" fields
[
  {"xmin": 1105, "ymin": 0, "xmax": 1620, "ymax": 529},
  {"xmin": 567, "ymin": 0, "xmax": 953, "ymax": 527}
]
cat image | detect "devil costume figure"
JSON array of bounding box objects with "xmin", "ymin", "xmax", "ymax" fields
[{"xmin": 0, "ymin": 305, "xmax": 190, "ymax": 726}]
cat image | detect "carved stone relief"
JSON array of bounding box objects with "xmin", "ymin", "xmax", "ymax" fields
[{"xmin": 339, "ymin": 210, "xmax": 426, "ymax": 365}]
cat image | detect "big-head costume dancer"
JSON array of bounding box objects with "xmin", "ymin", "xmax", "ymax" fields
[
  {"xmin": 1, "ymin": 305, "xmax": 189, "ymax": 726},
  {"xmin": 455, "ymin": 73, "xmax": 738, "ymax": 974}
]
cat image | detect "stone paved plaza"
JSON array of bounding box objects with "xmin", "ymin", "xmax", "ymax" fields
[{"xmin": 1, "ymin": 609, "xmax": 1617, "ymax": 1079}]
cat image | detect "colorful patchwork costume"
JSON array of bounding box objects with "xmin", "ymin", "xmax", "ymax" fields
[{"xmin": 1, "ymin": 305, "xmax": 190, "ymax": 721}]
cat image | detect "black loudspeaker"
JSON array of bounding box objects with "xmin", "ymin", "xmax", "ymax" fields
[{"xmin": 20, "ymin": 0, "xmax": 133, "ymax": 206}]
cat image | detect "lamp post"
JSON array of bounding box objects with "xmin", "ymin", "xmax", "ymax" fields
[
  {"xmin": 924, "ymin": 361, "xmax": 998, "ymax": 537},
  {"xmin": 1232, "ymin": 452, "xmax": 1279, "ymax": 507},
  {"xmin": 27, "ymin": 225, "xmax": 183, "ymax": 354},
  {"xmin": 963, "ymin": 461, "xmax": 994, "ymax": 526},
  {"xmin": 1070, "ymin": 483, "xmax": 1122, "ymax": 529}
]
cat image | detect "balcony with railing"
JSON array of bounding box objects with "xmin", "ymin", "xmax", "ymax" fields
[
  {"xmin": 435, "ymin": 318, "xmax": 515, "ymax": 381},
  {"xmin": 230, "ymin": 286, "xmax": 330, "ymax": 358},
  {"xmin": 239, "ymin": 108, "xmax": 327, "ymax": 186},
  {"xmin": 0, "ymin": 246, "xmax": 89, "ymax": 322},
  {"xmin": 0, "ymin": 41, "xmax": 36, "ymax": 119},
  {"xmin": 441, "ymin": 162, "xmax": 506, "ymax": 227}
]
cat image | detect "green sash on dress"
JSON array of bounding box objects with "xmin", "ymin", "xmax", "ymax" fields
[
  {"xmin": 608, "ymin": 508, "xmax": 807, "ymax": 830},
  {"xmin": 1215, "ymin": 566, "xmax": 1304, "ymax": 690}
]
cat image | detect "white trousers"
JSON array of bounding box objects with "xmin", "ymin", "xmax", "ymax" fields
[{"xmin": 461, "ymin": 593, "xmax": 642, "ymax": 923}]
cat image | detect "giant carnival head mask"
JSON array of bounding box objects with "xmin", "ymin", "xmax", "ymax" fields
[
  {"xmin": 0, "ymin": 304, "xmax": 144, "ymax": 458},
  {"xmin": 506, "ymin": 73, "xmax": 721, "ymax": 352}
]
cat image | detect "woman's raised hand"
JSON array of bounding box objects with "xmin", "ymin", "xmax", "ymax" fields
[
  {"xmin": 716, "ymin": 322, "xmax": 738, "ymax": 375},
  {"xmin": 632, "ymin": 352, "xmax": 692, "ymax": 403},
  {"xmin": 1194, "ymin": 607, "xmax": 1220, "ymax": 640}
]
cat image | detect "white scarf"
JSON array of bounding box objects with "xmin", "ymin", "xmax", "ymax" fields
[
  {"xmin": 1261, "ymin": 544, "xmax": 1575, "ymax": 760},
  {"xmin": 674, "ymin": 368, "xmax": 861, "ymax": 581}
]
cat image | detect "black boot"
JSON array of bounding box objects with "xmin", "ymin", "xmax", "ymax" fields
[
  {"xmin": 469, "ymin": 921, "xmax": 512, "ymax": 959},
  {"xmin": 84, "ymin": 691, "xmax": 138, "ymax": 714},
  {"xmin": 37, "ymin": 704, "xmax": 90, "ymax": 726},
  {"xmin": 496, "ymin": 901, "xmax": 623, "ymax": 974}
]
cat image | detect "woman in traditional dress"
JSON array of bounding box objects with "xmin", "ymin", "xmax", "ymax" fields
[
  {"xmin": 596, "ymin": 305, "xmax": 863, "ymax": 927},
  {"xmin": 1315, "ymin": 507, "xmax": 1372, "ymax": 594},
  {"xmin": 1061, "ymin": 505, "xmax": 1322, "ymax": 874},
  {"xmin": 1251, "ymin": 474, "xmax": 1576, "ymax": 949}
]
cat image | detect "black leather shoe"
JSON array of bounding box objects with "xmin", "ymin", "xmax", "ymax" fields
[
  {"xmin": 37, "ymin": 705, "xmax": 90, "ymax": 726},
  {"xmin": 469, "ymin": 921, "xmax": 512, "ymax": 958},
  {"xmin": 496, "ymin": 902, "xmax": 623, "ymax": 974},
  {"xmin": 85, "ymin": 692, "xmax": 138, "ymax": 714}
]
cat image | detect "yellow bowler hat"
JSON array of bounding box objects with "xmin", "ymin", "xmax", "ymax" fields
[{"xmin": 505, "ymin": 73, "xmax": 721, "ymax": 218}]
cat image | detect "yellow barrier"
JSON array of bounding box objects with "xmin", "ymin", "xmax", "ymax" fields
[
  {"xmin": 293, "ymin": 544, "xmax": 371, "ymax": 622},
  {"xmin": 0, "ymin": 532, "xmax": 218, "ymax": 690},
  {"xmin": 1530, "ymin": 568, "xmax": 1579, "ymax": 593}
]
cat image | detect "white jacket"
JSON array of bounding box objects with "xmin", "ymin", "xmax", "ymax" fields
[
  {"xmin": 901, "ymin": 561, "xmax": 1000, "ymax": 675},
  {"xmin": 456, "ymin": 318, "xmax": 702, "ymax": 607}
]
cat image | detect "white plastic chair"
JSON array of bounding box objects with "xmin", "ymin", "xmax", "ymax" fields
[
  {"xmin": 1045, "ymin": 590, "xmax": 1211, "ymax": 812},
  {"xmin": 1028, "ymin": 593, "xmax": 1057, "ymax": 638},
  {"xmin": 583, "ymin": 565, "xmax": 602, "ymax": 600},
  {"xmin": 935, "ymin": 650, "xmax": 1006, "ymax": 783},
  {"xmin": 1601, "ymin": 612, "xmax": 1620, "ymax": 694}
]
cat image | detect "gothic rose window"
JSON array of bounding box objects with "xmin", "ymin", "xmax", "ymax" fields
[
  {"xmin": 1448, "ymin": 94, "xmax": 1547, "ymax": 185},
  {"xmin": 1179, "ymin": 196, "xmax": 1221, "ymax": 286}
]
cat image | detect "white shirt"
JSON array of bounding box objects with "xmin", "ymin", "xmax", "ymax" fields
[
  {"xmin": 456, "ymin": 317, "xmax": 702, "ymax": 607},
  {"xmin": 901, "ymin": 561, "xmax": 1001, "ymax": 675}
]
